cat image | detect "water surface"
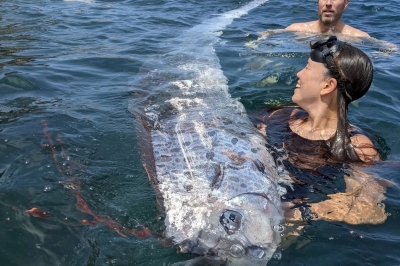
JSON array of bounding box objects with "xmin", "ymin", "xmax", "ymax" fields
[{"xmin": 1, "ymin": 0, "xmax": 399, "ymax": 265}]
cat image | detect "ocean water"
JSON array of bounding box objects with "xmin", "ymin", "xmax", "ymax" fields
[{"xmin": 1, "ymin": 0, "xmax": 399, "ymax": 265}]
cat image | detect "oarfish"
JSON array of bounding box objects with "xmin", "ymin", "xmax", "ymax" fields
[{"xmin": 130, "ymin": 0, "xmax": 290, "ymax": 264}]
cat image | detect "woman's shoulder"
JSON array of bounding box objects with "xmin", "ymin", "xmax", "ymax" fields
[{"xmin": 350, "ymin": 133, "xmax": 380, "ymax": 163}]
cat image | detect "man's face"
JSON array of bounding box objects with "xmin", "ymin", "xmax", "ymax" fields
[{"xmin": 318, "ymin": 0, "xmax": 348, "ymax": 26}]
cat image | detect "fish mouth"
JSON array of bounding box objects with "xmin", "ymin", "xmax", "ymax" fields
[
  {"xmin": 177, "ymin": 239, "xmax": 275, "ymax": 265},
  {"xmin": 216, "ymin": 243, "xmax": 280, "ymax": 266},
  {"xmin": 175, "ymin": 192, "xmax": 283, "ymax": 265},
  {"xmin": 178, "ymin": 192, "xmax": 284, "ymax": 266},
  {"xmin": 225, "ymin": 243, "xmax": 271, "ymax": 260}
]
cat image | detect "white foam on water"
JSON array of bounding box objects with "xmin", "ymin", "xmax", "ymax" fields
[{"xmin": 172, "ymin": 0, "xmax": 269, "ymax": 94}]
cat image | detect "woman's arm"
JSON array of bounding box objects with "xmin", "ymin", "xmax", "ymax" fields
[{"xmin": 285, "ymin": 166, "xmax": 388, "ymax": 225}]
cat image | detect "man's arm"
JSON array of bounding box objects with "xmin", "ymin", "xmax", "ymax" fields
[
  {"xmin": 257, "ymin": 21, "xmax": 317, "ymax": 42},
  {"xmin": 285, "ymin": 21, "xmax": 317, "ymax": 33},
  {"xmin": 285, "ymin": 22, "xmax": 306, "ymax": 31}
]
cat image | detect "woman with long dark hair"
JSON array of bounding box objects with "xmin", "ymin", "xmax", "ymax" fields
[{"xmin": 257, "ymin": 36, "xmax": 387, "ymax": 225}]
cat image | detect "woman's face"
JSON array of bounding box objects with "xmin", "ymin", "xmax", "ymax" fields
[{"xmin": 292, "ymin": 58, "xmax": 329, "ymax": 108}]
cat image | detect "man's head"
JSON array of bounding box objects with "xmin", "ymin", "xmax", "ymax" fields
[{"xmin": 318, "ymin": 0, "xmax": 349, "ymax": 26}]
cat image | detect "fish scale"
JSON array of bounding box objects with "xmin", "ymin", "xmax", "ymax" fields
[{"xmin": 130, "ymin": 0, "xmax": 292, "ymax": 264}]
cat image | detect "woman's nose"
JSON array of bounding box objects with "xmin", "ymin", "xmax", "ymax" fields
[{"xmin": 296, "ymin": 69, "xmax": 302, "ymax": 78}]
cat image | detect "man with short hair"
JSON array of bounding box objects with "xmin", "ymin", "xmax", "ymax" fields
[{"xmin": 286, "ymin": 0, "xmax": 369, "ymax": 37}]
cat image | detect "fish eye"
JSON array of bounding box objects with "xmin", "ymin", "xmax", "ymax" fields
[
  {"xmin": 229, "ymin": 244, "xmax": 245, "ymax": 258},
  {"xmin": 220, "ymin": 210, "xmax": 242, "ymax": 235}
]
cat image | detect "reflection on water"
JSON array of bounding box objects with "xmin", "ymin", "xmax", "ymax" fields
[
  {"xmin": 0, "ymin": 20, "xmax": 36, "ymax": 70},
  {"xmin": 0, "ymin": 47, "xmax": 34, "ymax": 70}
]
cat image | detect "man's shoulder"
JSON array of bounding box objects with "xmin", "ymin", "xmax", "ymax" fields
[
  {"xmin": 285, "ymin": 21, "xmax": 317, "ymax": 32},
  {"xmin": 285, "ymin": 21, "xmax": 370, "ymax": 37},
  {"xmin": 342, "ymin": 24, "xmax": 370, "ymax": 37}
]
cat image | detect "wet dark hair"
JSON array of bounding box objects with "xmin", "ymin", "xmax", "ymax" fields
[{"xmin": 322, "ymin": 40, "xmax": 374, "ymax": 161}]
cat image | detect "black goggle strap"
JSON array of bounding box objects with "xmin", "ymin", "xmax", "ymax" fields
[
  {"xmin": 310, "ymin": 36, "xmax": 352, "ymax": 102},
  {"xmin": 310, "ymin": 36, "xmax": 344, "ymax": 66},
  {"xmin": 324, "ymin": 48, "xmax": 353, "ymax": 102},
  {"xmin": 338, "ymin": 80, "xmax": 353, "ymax": 102}
]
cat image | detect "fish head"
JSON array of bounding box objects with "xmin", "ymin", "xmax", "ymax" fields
[{"xmin": 177, "ymin": 193, "xmax": 284, "ymax": 265}]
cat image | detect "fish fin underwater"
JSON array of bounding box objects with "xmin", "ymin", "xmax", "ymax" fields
[{"xmin": 129, "ymin": 0, "xmax": 293, "ymax": 265}]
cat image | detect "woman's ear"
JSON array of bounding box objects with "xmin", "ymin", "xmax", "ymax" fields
[{"xmin": 321, "ymin": 77, "xmax": 337, "ymax": 96}]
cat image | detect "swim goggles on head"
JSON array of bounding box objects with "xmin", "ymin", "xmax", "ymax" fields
[
  {"xmin": 310, "ymin": 36, "xmax": 345, "ymax": 68},
  {"xmin": 310, "ymin": 36, "xmax": 353, "ymax": 101}
]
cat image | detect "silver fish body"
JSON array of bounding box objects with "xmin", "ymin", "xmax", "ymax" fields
[
  {"xmin": 150, "ymin": 107, "xmax": 286, "ymax": 265},
  {"xmin": 130, "ymin": 0, "xmax": 289, "ymax": 264}
]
